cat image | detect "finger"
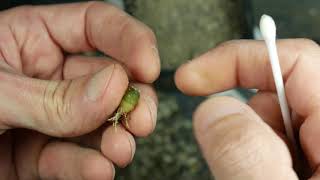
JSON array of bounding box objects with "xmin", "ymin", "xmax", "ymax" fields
[
  {"xmin": 247, "ymin": 91, "xmax": 285, "ymax": 134},
  {"xmin": 247, "ymin": 92, "xmax": 313, "ymax": 177},
  {"xmin": 63, "ymin": 56, "xmax": 158, "ymax": 136},
  {"xmin": 67, "ymin": 124, "xmax": 135, "ymax": 168},
  {"xmin": 13, "ymin": 129, "xmax": 49, "ymax": 179},
  {"xmin": 63, "ymin": 55, "xmax": 134, "ymax": 80},
  {"xmin": 0, "ymin": 64, "xmax": 128, "ymax": 137},
  {"xmin": 285, "ymin": 46, "xmax": 320, "ymax": 169},
  {"xmin": 75, "ymin": 84, "xmax": 156, "ymax": 149},
  {"xmin": 100, "ymin": 125, "xmax": 136, "ymax": 167},
  {"xmin": 123, "ymin": 83, "xmax": 157, "ymax": 137},
  {"xmin": 67, "ymin": 84, "xmax": 156, "ymax": 168},
  {"xmin": 38, "ymin": 141, "xmax": 115, "ymax": 180},
  {"xmin": 63, "ymin": 55, "xmax": 119, "ymax": 79},
  {"xmin": 175, "ymin": 39, "xmax": 319, "ymax": 96},
  {"xmin": 31, "ymin": 2, "xmax": 160, "ymax": 82},
  {"xmin": 310, "ymin": 167, "xmax": 320, "ymax": 180},
  {"xmin": 73, "ymin": 125, "xmax": 136, "ymax": 167},
  {"xmin": 300, "ymin": 112, "xmax": 320, "ymax": 170},
  {"xmin": 193, "ymin": 96, "xmax": 298, "ymax": 180},
  {"xmin": 0, "ymin": 131, "xmax": 16, "ymax": 179}
]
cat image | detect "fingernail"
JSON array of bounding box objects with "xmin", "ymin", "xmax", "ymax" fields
[
  {"xmin": 143, "ymin": 95, "xmax": 157, "ymax": 131},
  {"xmin": 111, "ymin": 164, "xmax": 115, "ymax": 179},
  {"xmin": 127, "ymin": 133, "xmax": 136, "ymax": 162},
  {"xmin": 86, "ymin": 64, "xmax": 115, "ymax": 101},
  {"xmin": 151, "ymin": 45, "xmax": 159, "ymax": 57},
  {"xmin": 151, "ymin": 45, "xmax": 160, "ymax": 65}
]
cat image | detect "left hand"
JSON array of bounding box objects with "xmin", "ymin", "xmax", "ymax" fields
[{"xmin": 0, "ymin": 2, "xmax": 159, "ymax": 179}]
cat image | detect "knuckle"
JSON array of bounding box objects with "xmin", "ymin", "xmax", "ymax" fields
[
  {"xmin": 118, "ymin": 15, "xmax": 134, "ymax": 36},
  {"xmin": 10, "ymin": 5, "xmax": 34, "ymax": 12},
  {"xmin": 42, "ymin": 81, "xmax": 73, "ymax": 135},
  {"xmin": 213, "ymin": 40, "xmax": 249, "ymax": 56},
  {"xmin": 296, "ymin": 38, "xmax": 319, "ymax": 50},
  {"xmin": 85, "ymin": 1, "xmax": 107, "ymax": 10},
  {"xmin": 288, "ymin": 39, "xmax": 319, "ymax": 60},
  {"xmin": 216, "ymin": 39, "xmax": 244, "ymax": 49},
  {"xmin": 86, "ymin": 0, "xmax": 121, "ymax": 16},
  {"xmin": 117, "ymin": 15, "xmax": 155, "ymax": 44}
]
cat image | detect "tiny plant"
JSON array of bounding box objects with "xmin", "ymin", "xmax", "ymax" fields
[{"xmin": 108, "ymin": 85, "xmax": 140, "ymax": 128}]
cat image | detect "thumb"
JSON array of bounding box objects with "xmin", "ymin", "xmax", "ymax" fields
[
  {"xmin": 193, "ymin": 96, "xmax": 298, "ymax": 180},
  {"xmin": 0, "ymin": 64, "xmax": 128, "ymax": 137}
]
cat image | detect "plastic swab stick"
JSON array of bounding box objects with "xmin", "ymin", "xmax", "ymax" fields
[{"xmin": 259, "ymin": 14, "xmax": 297, "ymax": 147}]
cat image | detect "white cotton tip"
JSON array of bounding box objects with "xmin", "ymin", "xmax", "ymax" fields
[{"xmin": 259, "ymin": 14, "xmax": 276, "ymax": 41}]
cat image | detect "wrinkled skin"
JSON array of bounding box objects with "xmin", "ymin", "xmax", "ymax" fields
[
  {"xmin": 0, "ymin": 2, "xmax": 159, "ymax": 180},
  {"xmin": 175, "ymin": 39, "xmax": 320, "ymax": 180}
]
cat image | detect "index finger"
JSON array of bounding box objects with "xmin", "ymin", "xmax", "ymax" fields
[
  {"xmin": 175, "ymin": 39, "xmax": 318, "ymax": 95},
  {"xmin": 32, "ymin": 2, "xmax": 159, "ymax": 83}
]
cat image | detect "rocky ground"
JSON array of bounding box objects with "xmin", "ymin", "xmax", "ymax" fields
[{"xmin": 125, "ymin": 0, "xmax": 246, "ymax": 70}]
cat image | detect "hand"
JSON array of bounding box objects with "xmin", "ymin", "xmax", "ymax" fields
[
  {"xmin": 0, "ymin": 2, "xmax": 159, "ymax": 179},
  {"xmin": 175, "ymin": 39, "xmax": 320, "ymax": 179}
]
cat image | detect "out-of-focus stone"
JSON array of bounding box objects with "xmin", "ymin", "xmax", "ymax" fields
[
  {"xmin": 247, "ymin": 0, "xmax": 320, "ymax": 42},
  {"xmin": 125, "ymin": 0, "xmax": 246, "ymax": 70}
]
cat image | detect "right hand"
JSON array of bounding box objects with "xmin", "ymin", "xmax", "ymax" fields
[{"xmin": 175, "ymin": 39, "xmax": 320, "ymax": 179}]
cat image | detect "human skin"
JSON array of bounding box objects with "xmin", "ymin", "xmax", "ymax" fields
[
  {"xmin": 175, "ymin": 39, "xmax": 320, "ymax": 179},
  {"xmin": 0, "ymin": 2, "xmax": 160, "ymax": 179}
]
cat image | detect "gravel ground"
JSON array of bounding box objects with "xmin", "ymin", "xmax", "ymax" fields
[{"xmin": 124, "ymin": 0, "xmax": 246, "ymax": 70}]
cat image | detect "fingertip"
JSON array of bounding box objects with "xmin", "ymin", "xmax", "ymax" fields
[
  {"xmin": 38, "ymin": 141, "xmax": 116, "ymax": 180},
  {"xmin": 174, "ymin": 63, "xmax": 188, "ymax": 93},
  {"xmin": 140, "ymin": 44, "xmax": 161, "ymax": 83},
  {"xmin": 133, "ymin": 83, "xmax": 158, "ymax": 105},
  {"xmin": 129, "ymin": 42, "xmax": 160, "ymax": 83},
  {"xmin": 85, "ymin": 1, "xmax": 160, "ymax": 83},
  {"xmin": 125, "ymin": 93, "xmax": 157, "ymax": 137},
  {"xmin": 174, "ymin": 62, "xmax": 211, "ymax": 96},
  {"xmin": 125, "ymin": 83, "xmax": 157, "ymax": 137},
  {"xmin": 81, "ymin": 154, "xmax": 115, "ymax": 180},
  {"xmin": 139, "ymin": 28, "xmax": 160, "ymax": 83},
  {"xmin": 101, "ymin": 126, "xmax": 136, "ymax": 167}
]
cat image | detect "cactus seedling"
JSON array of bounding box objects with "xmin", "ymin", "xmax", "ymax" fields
[{"xmin": 108, "ymin": 85, "xmax": 140, "ymax": 128}]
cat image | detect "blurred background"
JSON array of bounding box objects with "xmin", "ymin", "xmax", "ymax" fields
[{"xmin": 1, "ymin": 0, "xmax": 320, "ymax": 179}]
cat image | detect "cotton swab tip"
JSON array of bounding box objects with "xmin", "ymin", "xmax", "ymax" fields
[{"xmin": 260, "ymin": 14, "xmax": 276, "ymax": 41}]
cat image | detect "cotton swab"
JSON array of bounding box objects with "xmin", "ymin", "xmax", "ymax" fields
[{"xmin": 259, "ymin": 15, "xmax": 297, "ymax": 147}]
